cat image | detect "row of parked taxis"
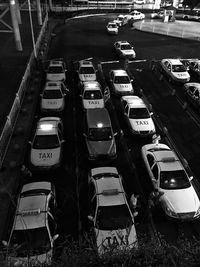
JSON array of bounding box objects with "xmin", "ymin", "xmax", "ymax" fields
[{"xmin": 3, "ymin": 59, "xmax": 68, "ymax": 266}]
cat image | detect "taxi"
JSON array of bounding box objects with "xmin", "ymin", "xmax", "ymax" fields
[
  {"xmin": 29, "ymin": 117, "xmax": 65, "ymax": 170},
  {"xmin": 114, "ymin": 40, "xmax": 136, "ymax": 59},
  {"xmin": 187, "ymin": 59, "xmax": 200, "ymax": 80},
  {"xmin": 88, "ymin": 166, "xmax": 137, "ymax": 254},
  {"xmin": 80, "ymin": 81, "xmax": 106, "ymax": 109},
  {"xmin": 113, "ymin": 14, "xmax": 128, "ymax": 27},
  {"xmin": 141, "ymin": 138, "xmax": 200, "ymax": 220},
  {"xmin": 184, "ymin": 82, "xmax": 200, "ymax": 109},
  {"xmin": 160, "ymin": 58, "xmax": 190, "ymax": 84},
  {"xmin": 78, "ymin": 60, "xmax": 97, "ymax": 84},
  {"xmin": 126, "ymin": 10, "xmax": 145, "ymax": 21},
  {"xmin": 40, "ymin": 81, "xmax": 68, "ymax": 113},
  {"xmin": 46, "ymin": 59, "xmax": 66, "ymax": 82},
  {"xmin": 106, "ymin": 21, "xmax": 118, "ymax": 35},
  {"xmin": 109, "ymin": 69, "xmax": 134, "ymax": 96},
  {"xmin": 121, "ymin": 95, "xmax": 156, "ymax": 136},
  {"xmin": 4, "ymin": 181, "xmax": 58, "ymax": 266}
]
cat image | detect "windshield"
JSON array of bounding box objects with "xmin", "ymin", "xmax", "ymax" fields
[
  {"xmin": 48, "ymin": 66, "xmax": 64, "ymax": 74},
  {"xmin": 160, "ymin": 170, "xmax": 191, "ymax": 190},
  {"xmin": 114, "ymin": 76, "xmax": 130, "ymax": 84},
  {"xmin": 88, "ymin": 127, "xmax": 113, "ymax": 141},
  {"xmin": 43, "ymin": 90, "xmax": 62, "ymax": 99},
  {"xmin": 108, "ymin": 24, "xmax": 117, "ymax": 28},
  {"xmin": 172, "ymin": 65, "xmax": 186, "ymax": 72},
  {"xmin": 79, "ymin": 67, "xmax": 95, "ymax": 74},
  {"xmin": 96, "ymin": 204, "xmax": 133, "ymax": 230},
  {"xmin": 93, "ymin": 173, "xmax": 119, "ymax": 179},
  {"xmin": 129, "ymin": 107, "xmax": 150, "ymax": 119},
  {"xmin": 9, "ymin": 227, "xmax": 51, "ymax": 257},
  {"xmin": 33, "ymin": 135, "xmax": 60, "ymax": 149},
  {"xmin": 121, "ymin": 44, "xmax": 132, "ymax": 50},
  {"xmin": 83, "ymin": 90, "xmax": 102, "ymax": 100}
]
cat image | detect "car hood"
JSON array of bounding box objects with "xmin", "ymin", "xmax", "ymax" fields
[
  {"xmin": 87, "ymin": 140, "xmax": 115, "ymax": 155},
  {"xmin": 129, "ymin": 118, "xmax": 155, "ymax": 132},
  {"xmin": 95, "ymin": 226, "xmax": 137, "ymax": 254},
  {"xmin": 41, "ymin": 98, "xmax": 64, "ymax": 110},
  {"xmin": 172, "ymin": 71, "xmax": 190, "ymax": 80},
  {"xmin": 114, "ymin": 83, "xmax": 133, "ymax": 93},
  {"xmin": 79, "ymin": 74, "xmax": 96, "ymax": 82},
  {"xmin": 30, "ymin": 148, "xmax": 61, "ymax": 167},
  {"xmin": 83, "ymin": 99, "xmax": 104, "ymax": 109},
  {"xmin": 162, "ymin": 186, "xmax": 200, "ymax": 213}
]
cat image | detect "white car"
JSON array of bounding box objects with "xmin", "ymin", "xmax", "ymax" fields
[
  {"xmin": 78, "ymin": 60, "xmax": 97, "ymax": 83},
  {"xmin": 29, "ymin": 117, "xmax": 65, "ymax": 170},
  {"xmin": 40, "ymin": 81, "xmax": 68, "ymax": 113},
  {"xmin": 80, "ymin": 81, "xmax": 106, "ymax": 109},
  {"xmin": 109, "ymin": 69, "xmax": 134, "ymax": 96},
  {"xmin": 113, "ymin": 14, "xmax": 128, "ymax": 27},
  {"xmin": 141, "ymin": 141, "xmax": 200, "ymax": 220},
  {"xmin": 184, "ymin": 82, "xmax": 200, "ymax": 109},
  {"xmin": 134, "ymin": 0, "xmax": 145, "ymax": 4},
  {"xmin": 121, "ymin": 95, "xmax": 156, "ymax": 136},
  {"xmin": 106, "ymin": 21, "xmax": 118, "ymax": 35},
  {"xmin": 114, "ymin": 40, "xmax": 136, "ymax": 59},
  {"xmin": 88, "ymin": 166, "xmax": 137, "ymax": 254},
  {"xmin": 4, "ymin": 181, "xmax": 58, "ymax": 266},
  {"xmin": 46, "ymin": 59, "xmax": 67, "ymax": 82},
  {"xmin": 160, "ymin": 58, "xmax": 190, "ymax": 84},
  {"xmin": 126, "ymin": 10, "xmax": 145, "ymax": 21}
]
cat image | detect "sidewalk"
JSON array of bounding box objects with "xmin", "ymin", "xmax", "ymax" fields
[{"xmin": 134, "ymin": 19, "xmax": 200, "ymax": 41}]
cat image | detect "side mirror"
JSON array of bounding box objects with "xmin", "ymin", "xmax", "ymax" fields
[
  {"xmin": 87, "ymin": 215, "xmax": 94, "ymax": 221},
  {"xmin": 113, "ymin": 132, "xmax": 118, "ymax": 137},
  {"xmin": 52, "ymin": 234, "xmax": 59, "ymax": 242},
  {"xmin": 189, "ymin": 176, "xmax": 193, "ymax": 181},
  {"xmin": 79, "ymin": 94, "xmax": 83, "ymax": 98},
  {"xmin": 83, "ymin": 133, "xmax": 87, "ymax": 138},
  {"xmin": 2, "ymin": 240, "xmax": 8, "ymax": 247},
  {"xmin": 61, "ymin": 140, "xmax": 65, "ymax": 144},
  {"xmin": 150, "ymin": 112, "xmax": 153, "ymax": 116},
  {"xmin": 28, "ymin": 141, "xmax": 32, "ymax": 146},
  {"xmin": 40, "ymin": 94, "xmax": 42, "ymax": 97},
  {"xmin": 183, "ymin": 158, "xmax": 188, "ymax": 168}
]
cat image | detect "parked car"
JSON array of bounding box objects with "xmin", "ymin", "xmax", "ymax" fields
[
  {"xmin": 78, "ymin": 59, "xmax": 97, "ymax": 84},
  {"xmin": 29, "ymin": 117, "xmax": 65, "ymax": 170},
  {"xmin": 106, "ymin": 21, "xmax": 118, "ymax": 35},
  {"xmin": 126, "ymin": 10, "xmax": 145, "ymax": 21},
  {"xmin": 121, "ymin": 95, "xmax": 156, "ymax": 136},
  {"xmin": 40, "ymin": 81, "xmax": 68, "ymax": 113},
  {"xmin": 184, "ymin": 82, "xmax": 200, "ymax": 109},
  {"xmin": 151, "ymin": 10, "xmax": 164, "ymax": 19},
  {"xmin": 114, "ymin": 40, "xmax": 136, "ymax": 59},
  {"xmin": 88, "ymin": 166, "xmax": 137, "ymax": 254},
  {"xmin": 4, "ymin": 181, "xmax": 58, "ymax": 266},
  {"xmin": 141, "ymin": 140, "xmax": 200, "ymax": 220},
  {"xmin": 80, "ymin": 81, "xmax": 107, "ymax": 109},
  {"xmin": 109, "ymin": 69, "xmax": 134, "ymax": 96},
  {"xmin": 46, "ymin": 59, "xmax": 67, "ymax": 82},
  {"xmin": 83, "ymin": 108, "xmax": 117, "ymax": 161},
  {"xmin": 160, "ymin": 58, "xmax": 190, "ymax": 84}
]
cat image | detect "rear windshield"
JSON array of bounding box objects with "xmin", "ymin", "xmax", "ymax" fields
[
  {"xmin": 43, "ymin": 90, "xmax": 62, "ymax": 99},
  {"xmin": 88, "ymin": 127, "xmax": 113, "ymax": 141},
  {"xmin": 79, "ymin": 67, "xmax": 95, "ymax": 74}
]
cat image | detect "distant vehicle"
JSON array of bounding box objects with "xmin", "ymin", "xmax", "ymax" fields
[
  {"xmin": 121, "ymin": 95, "xmax": 156, "ymax": 136},
  {"xmin": 126, "ymin": 10, "xmax": 145, "ymax": 21},
  {"xmin": 80, "ymin": 81, "xmax": 107, "ymax": 109},
  {"xmin": 88, "ymin": 166, "xmax": 137, "ymax": 254},
  {"xmin": 151, "ymin": 10, "xmax": 164, "ymax": 19},
  {"xmin": 113, "ymin": 14, "xmax": 128, "ymax": 27},
  {"xmin": 141, "ymin": 140, "xmax": 200, "ymax": 220},
  {"xmin": 4, "ymin": 181, "xmax": 58, "ymax": 266},
  {"xmin": 184, "ymin": 82, "xmax": 200, "ymax": 109},
  {"xmin": 46, "ymin": 59, "xmax": 67, "ymax": 82},
  {"xmin": 160, "ymin": 58, "xmax": 190, "ymax": 84},
  {"xmin": 183, "ymin": 10, "xmax": 200, "ymax": 21},
  {"xmin": 40, "ymin": 81, "xmax": 68, "ymax": 113},
  {"xmin": 78, "ymin": 60, "xmax": 97, "ymax": 84},
  {"xmin": 83, "ymin": 108, "xmax": 117, "ymax": 161},
  {"xmin": 114, "ymin": 40, "xmax": 136, "ymax": 59},
  {"xmin": 109, "ymin": 69, "xmax": 134, "ymax": 96},
  {"xmin": 29, "ymin": 117, "xmax": 65, "ymax": 170},
  {"xmin": 106, "ymin": 22, "xmax": 118, "ymax": 35},
  {"xmin": 187, "ymin": 59, "xmax": 200, "ymax": 80},
  {"xmin": 134, "ymin": 0, "xmax": 145, "ymax": 4}
]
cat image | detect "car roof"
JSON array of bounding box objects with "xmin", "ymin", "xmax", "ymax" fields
[
  {"xmin": 153, "ymin": 149, "xmax": 183, "ymax": 171},
  {"xmin": 36, "ymin": 117, "xmax": 61, "ymax": 136},
  {"xmin": 122, "ymin": 95, "xmax": 146, "ymax": 108},
  {"xmin": 95, "ymin": 177, "xmax": 126, "ymax": 207},
  {"xmin": 91, "ymin": 166, "xmax": 118, "ymax": 177},
  {"xmin": 185, "ymin": 82, "xmax": 200, "ymax": 90},
  {"xmin": 79, "ymin": 60, "xmax": 94, "ymax": 68},
  {"xmin": 21, "ymin": 181, "xmax": 52, "ymax": 194},
  {"xmin": 112, "ymin": 69, "xmax": 128, "ymax": 76},
  {"xmin": 49, "ymin": 60, "xmax": 64, "ymax": 67},
  {"xmin": 86, "ymin": 108, "xmax": 111, "ymax": 128},
  {"xmin": 15, "ymin": 195, "xmax": 48, "ymax": 230},
  {"xmin": 164, "ymin": 59, "xmax": 183, "ymax": 65},
  {"xmin": 44, "ymin": 81, "xmax": 62, "ymax": 90},
  {"xmin": 83, "ymin": 81, "xmax": 101, "ymax": 91},
  {"xmin": 118, "ymin": 40, "xmax": 130, "ymax": 45}
]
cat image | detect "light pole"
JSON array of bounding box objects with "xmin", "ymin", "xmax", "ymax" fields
[{"xmin": 27, "ymin": 0, "xmax": 37, "ymax": 58}]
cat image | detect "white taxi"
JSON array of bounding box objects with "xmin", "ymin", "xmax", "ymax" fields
[
  {"xmin": 184, "ymin": 82, "xmax": 200, "ymax": 109},
  {"xmin": 88, "ymin": 166, "xmax": 137, "ymax": 254},
  {"xmin": 4, "ymin": 181, "xmax": 58, "ymax": 266},
  {"xmin": 29, "ymin": 117, "xmax": 65, "ymax": 170},
  {"xmin": 160, "ymin": 58, "xmax": 190, "ymax": 84},
  {"xmin": 46, "ymin": 59, "xmax": 66, "ymax": 82},
  {"xmin": 126, "ymin": 10, "xmax": 145, "ymax": 21},
  {"xmin": 141, "ymin": 140, "xmax": 200, "ymax": 220},
  {"xmin": 121, "ymin": 95, "xmax": 156, "ymax": 136},
  {"xmin": 78, "ymin": 60, "xmax": 97, "ymax": 83},
  {"xmin": 80, "ymin": 81, "xmax": 106, "ymax": 109},
  {"xmin": 106, "ymin": 21, "xmax": 118, "ymax": 35},
  {"xmin": 109, "ymin": 69, "xmax": 134, "ymax": 96},
  {"xmin": 114, "ymin": 41, "xmax": 136, "ymax": 59},
  {"xmin": 40, "ymin": 81, "xmax": 68, "ymax": 113}
]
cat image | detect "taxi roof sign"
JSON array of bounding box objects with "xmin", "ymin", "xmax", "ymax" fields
[
  {"xmin": 39, "ymin": 123, "xmax": 54, "ymax": 131},
  {"xmin": 21, "ymin": 208, "xmax": 41, "ymax": 216},
  {"xmin": 102, "ymin": 189, "xmax": 119, "ymax": 196}
]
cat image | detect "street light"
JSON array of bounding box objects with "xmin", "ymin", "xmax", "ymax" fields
[{"xmin": 27, "ymin": 0, "xmax": 37, "ymax": 58}]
